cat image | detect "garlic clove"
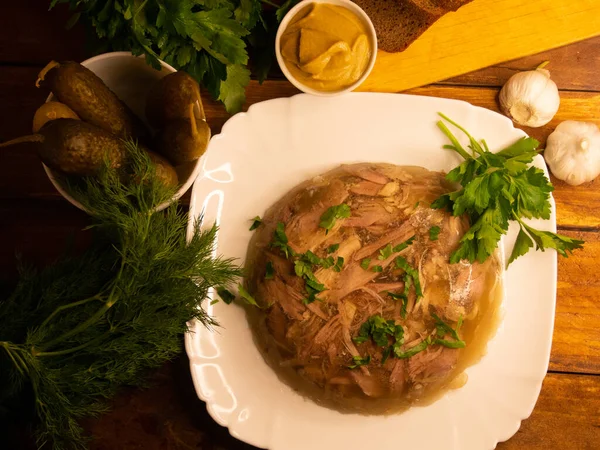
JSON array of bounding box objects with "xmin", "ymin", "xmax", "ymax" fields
[
  {"xmin": 499, "ymin": 68, "xmax": 560, "ymax": 128},
  {"xmin": 544, "ymin": 120, "xmax": 600, "ymax": 186}
]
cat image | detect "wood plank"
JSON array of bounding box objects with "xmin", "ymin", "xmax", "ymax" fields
[
  {"xmin": 552, "ymin": 230, "xmax": 600, "ymax": 374},
  {"xmin": 0, "ymin": 0, "xmax": 88, "ymax": 64},
  {"xmin": 359, "ymin": 0, "xmax": 600, "ymax": 93},
  {"xmin": 444, "ymin": 36, "xmax": 600, "ymax": 91}
]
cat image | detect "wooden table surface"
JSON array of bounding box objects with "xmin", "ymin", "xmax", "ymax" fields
[{"xmin": 1, "ymin": 2, "xmax": 599, "ymax": 449}]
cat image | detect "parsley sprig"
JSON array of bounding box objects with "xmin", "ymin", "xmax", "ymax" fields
[
  {"xmin": 347, "ymin": 355, "xmax": 371, "ymax": 369},
  {"xmin": 433, "ymin": 113, "xmax": 584, "ymax": 266}
]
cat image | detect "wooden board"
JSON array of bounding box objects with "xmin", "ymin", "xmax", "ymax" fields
[{"xmin": 359, "ymin": 0, "xmax": 600, "ymax": 92}]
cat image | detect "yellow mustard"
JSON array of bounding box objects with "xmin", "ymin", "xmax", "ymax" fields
[{"xmin": 280, "ymin": 3, "xmax": 372, "ymax": 92}]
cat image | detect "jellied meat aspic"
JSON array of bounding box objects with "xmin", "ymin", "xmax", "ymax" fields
[{"xmin": 245, "ymin": 163, "xmax": 500, "ymax": 413}]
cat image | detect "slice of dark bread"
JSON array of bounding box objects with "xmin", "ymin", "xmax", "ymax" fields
[{"xmin": 353, "ymin": 0, "xmax": 474, "ymax": 53}]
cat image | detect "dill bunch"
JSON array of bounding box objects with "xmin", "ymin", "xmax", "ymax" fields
[{"xmin": 0, "ymin": 142, "xmax": 241, "ymax": 449}]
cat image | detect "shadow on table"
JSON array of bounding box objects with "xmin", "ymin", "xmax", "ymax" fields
[
  {"xmin": 84, "ymin": 349, "xmax": 259, "ymax": 450},
  {"xmin": 0, "ymin": 345, "xmax": 259, "ymax": 450}
]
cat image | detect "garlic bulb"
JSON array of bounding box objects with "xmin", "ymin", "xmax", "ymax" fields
[
  {"xmin": 499, "ymin": 67, "xmax": 560, "ymax": 127},
  {"xmin": 544, "ymin": 121, "xmax": 600, "ymax": 186}
]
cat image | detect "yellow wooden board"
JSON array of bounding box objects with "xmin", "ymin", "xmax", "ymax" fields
[{"xmin": 359, "ymin": 0, "xmax": 600, "ymax": 92}]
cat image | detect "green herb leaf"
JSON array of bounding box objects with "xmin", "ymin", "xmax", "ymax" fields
[
  {"xmin": 429, "ymin": 226, "xmax": 441, "ymax": 241},
  {"xmin": 381, "ymin": 346, "xmax": 393, "ymax": 365},
  {"xmin": 360, "ymin": 258, "xmax": 371, "ymax": 270},
  {"xmin": 354, "ymin": 319, "xmax": 372, "ymax": 344},
  {"xmin": 432, "ymin": 339, "xmax": 466, "ymax": 349},
  {"xmin": 271, "ymin": 222, "xmax": 295, "ymax": 259},
  {"xmin": 276, "ymin": 0, "xmax": 301, "ymax": 22},
  {"xmin": 238, "ymin": 284, "xmax": 259, "ymax": 307},
  {"xmin": 378, "ymin": 244, "xmax": 394, "ymax": 260},
  {"xmin": 372, "ymin": 265, "xmax": 383, "ymax": 273},
  {"xmin": 520, "ymin": 221, "xmax": 585, "ymax": 259},
  {"xmin": 393, "ymin": 236, "xmax": 415, "ymax": 253},
  {"xmin": 210, "ymin": 299, "xmax": 219, "ymax": 305},
  {"xmin": 348, "ymin": 354, "xmax": 371, "ymax": 369},
  {"xmin": 431, "ymin": 313, "xmax": 466, "ymax": 348},
  {"xmin": 217, "ymin": 287, "xmax": 236, "ymax": 304},
  {"xmin": 333, "ymin": 257, "xmax": 344, "ymax": 273},
  {"xmin": 319, "ymin": 204, "xmax": 351, "ymax": 233},
  {"xmin": 508, "ymin": 228, "xmax": 534, "ymax": 265},
  {"xmin": 249, "ymin": 215, "xmax": 262, "ymax": 231},
  {"xmin": 327, "ymin": 243, "xmax": 340, "ymax": 254},
  {"xmin": 395, "ymin": 256, "xmax": 422, "ymax": 299},
  {"xmin": 394, "ymin": 340, "xmax": 429, "ymax": 359},
  {"xmin": 218, "ymin": 63, "xmax": 251, "ymax": 113},
  {"xmin": 305, "ymin": 277, "xmax": 326, "ymax": 293},
  {"xmin": 265, "ymin": 261, "xmax": 275, "ymax": 280}
]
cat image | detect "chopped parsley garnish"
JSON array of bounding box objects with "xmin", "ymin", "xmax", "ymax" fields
[
  {"xmin": 372, "ymin": 265, "xmax": 383, "ymax": 273},
  {"xmin": 378, "ymin": 244, "xmax": 394, "ymax": 260},
  {"xmin": 303, "ymin": 250, "xmax": 334, "ymax": 269},
  {"xmin": 395, "ymin": 256, "xmax": 423, "ymax": 299},
  {"xmin": 265, "ymin": 261, "xmax": 274, "ymax": 280},
  {"xmin": 348, "ymin": 355, "xmax": 371, "ymax": 369},
  {"xmin": 388, "ymin": 286, "xmax": 409, "ymax": 319},
  {"xmin": 217, "ymin": 285, "xmax": 260, "ymax": 308},
  {"xmin": 360, "ymin": 258, "xmax": 371, "ymax": 270},
  {"xmin": 271, "ymin": 222, "xmax": 296, "ymax": 259},
  {"xmin": 429, "ymin": 226, "xmax": 441, "ymax": 241},
  {"xmin": 433, "ymin": 113, "xmax": 583, "ymax": 266},
  {"xmin": 210, "ymin": 299, "xmax": 219, "ymax": 305},
  {"xmin": 379, "ymin": 236, "xmax": 416, "ymax": 261},
  {"xmin": 216, "ymin": 287, "xmax": 235, "ymax": 305},
  {"xmin": 353, "ymin": 313, "xmax": 466, "ymax": 364},
  {"xmin": 393, "ymin": 236, "xmax": 415, "ymax": 253},
  {"xmin": 394, "ymin": 339, "xmax": 430, "ymax": 359},
  {"xmin": 249, "ymin": 216, "xmax": 262, "ymax": 231},
  {"xmin": 431, "ymin": 313, "xmax": 466, "ymax": 348},
  {"xmin": 327, "ymin": 243, "xmax": 340, "ymax": 254},
  {"xmin": 238, "ymin": 284, "xmax": 259, "ymax": 307},
  {"xmin": 294, "ymin": 259, "xmax": 326, "ymax": 304},
  {"xmin": 333, "ymin": 257, "xmax": 344, "ymax": 273},
  {"xmin": 353, "ymin": 315, "xmax": 405, "ymax": 364},
  {"xmin": 319, "ymin": 204, "xmax": 351, "ymax": 234}
]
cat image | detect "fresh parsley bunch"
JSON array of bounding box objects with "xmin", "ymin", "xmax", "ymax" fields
[
  {"xmin": 432, "ymin": 113, "xmax": 584, "ymax": 266},
  {"xmin": 50, "ymin": 0, "xmax": 301, "ymax": 113}
]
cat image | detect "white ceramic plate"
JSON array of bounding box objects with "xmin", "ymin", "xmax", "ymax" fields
[{"xmin": 185, "ymin": 93, "xmax": 556, "ymax": 450}]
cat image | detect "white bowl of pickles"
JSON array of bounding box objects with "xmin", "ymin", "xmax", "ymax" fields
[{"xmin": 30, "ymin": 51, "xmax": 208, "ymax": 212}]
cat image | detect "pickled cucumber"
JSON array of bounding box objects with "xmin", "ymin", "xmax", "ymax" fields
[
  {"xmin": 146, "ymin": 150, "xmax": 179, "ymax": 188},
  {"xmin": 32, "ymin": 101, "xmax": 79, "ymax": 132},
  {"xmin": 0, "ymin": 119, "xmax": 126, "ymax": 176},
  {"xmin": 156, "ymin": 105, "xmax": 211, "ymax": 165},
  {"xmin": 145, "ymin": 72, "xmax": 205, "ymax": 128},
  {"xmin": 36, "ymin": 60, "xmax": 149, "ymax": 140}
]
